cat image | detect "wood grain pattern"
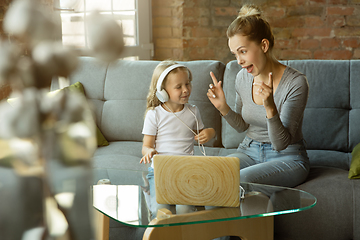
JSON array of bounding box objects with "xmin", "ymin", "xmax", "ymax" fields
[{"xmin": 153, "ymin": 155, "xmax": 240, "ymax": 207}]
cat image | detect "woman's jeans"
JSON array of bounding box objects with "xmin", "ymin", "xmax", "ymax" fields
[
  {"xmin": 146, "ymin": 167, "xmax": 196, "ymax": 219},
  {"xmin": 228, "ymin": 136, "xmax": 310, "ymax": 188}
]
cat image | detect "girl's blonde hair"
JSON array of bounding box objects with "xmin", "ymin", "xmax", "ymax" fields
[
  {"xmin": 227, "ymin": 4, "xmax": 274, "ymax": 55},
  {"xmin": 145, "ymin": 60, "xmax": 192, "ymax": 114}
]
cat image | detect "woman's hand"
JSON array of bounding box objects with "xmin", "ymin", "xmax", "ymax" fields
[
  {"xmin": 195, "ymin": 128, "xmax": 215, "ymax": 144},
  {"xmin": 253, "ymin": 72, "xmax": 278, "ymax": 118},
  {"xmin": 207, "ymin": 72, "xmax": 230, "ymax": 116}
]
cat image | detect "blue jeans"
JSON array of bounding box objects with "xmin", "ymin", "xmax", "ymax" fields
[
  {"xmin": 228, "ymin": 136, "xmax": 310, "ymax": 188},
  {"xmin": 146, "ymin": 167, "xmax": 196, "ymax": 219}
]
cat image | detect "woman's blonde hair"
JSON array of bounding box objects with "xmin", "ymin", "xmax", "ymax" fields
[
  {"xmin": 145, "ymin": 60, "xmax": 192, "ymax": 114},
  {"xmin": 227, "ymin": 4, "xmax": 274, "ymax": 53}
]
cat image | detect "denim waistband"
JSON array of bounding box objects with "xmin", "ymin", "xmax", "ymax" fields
[
  {"xmin": 242, "ymin": 136, "xmax": 271, "ymax": 147},
  {"xmin": 242, "ymin": 136, "xmax": 306, "ymax": 148}
]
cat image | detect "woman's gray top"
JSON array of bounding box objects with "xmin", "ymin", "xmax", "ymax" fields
[{"xmin": 223, "ymin": 66, "xmax": 309, "ymax": 151}]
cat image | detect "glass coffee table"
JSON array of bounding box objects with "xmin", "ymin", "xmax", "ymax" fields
[{"xmin": 93, "ymin": 169, "xmax": 316, "ymax": 240}]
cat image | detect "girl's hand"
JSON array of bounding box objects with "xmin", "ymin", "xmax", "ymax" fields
[
  {"xmin": 140, "ymin": 148, "xmax": 158, "ymax": 164},
  {"xmin": 253, "ymin": 72, "xmax": 277, "ymax": 118},
  {"xmin": 141, "ymin": 135, "xmax": 156, "ymax": 164},
  {"xmin": 207, "ymin": 72, "xmax": 230, "ymax": 116},
  {"xmin": 195, "ymin": 128, "xmax": 215, "ymax": 144}
]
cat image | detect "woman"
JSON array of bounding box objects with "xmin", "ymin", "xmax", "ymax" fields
[{"xmin": 207, "ymin": 4, "xmax": 310, "ymax": 188}]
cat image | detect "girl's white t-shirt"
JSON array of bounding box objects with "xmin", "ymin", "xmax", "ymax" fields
[{"xmin": 142, "ymin": 103, "xmax": 204, "ymax": 167}]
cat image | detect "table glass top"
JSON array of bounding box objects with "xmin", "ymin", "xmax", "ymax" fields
[{"xmin": 92, "ymin": 169, "xmax": 316, "ymax": 228}]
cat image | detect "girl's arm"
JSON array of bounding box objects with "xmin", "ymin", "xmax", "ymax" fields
[
  {"xmin": 195, "ymin": 128, "xmax": 216, "ymax": 144},
  {"xmin": 140, "ymin": 135, "xmax": 157, "ymax": 164}
]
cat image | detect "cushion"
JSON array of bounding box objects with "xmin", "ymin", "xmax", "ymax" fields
[
  {"xmin": 96, "ymin": 127, "xmax": 109, "ymax": 147},
  {"xmin": 349, "ymin": 142, "xmax": 360, "ymax": 179},
  {"xmin": 222, "ymin": 61, "xmax": 247, "ymax": 148},
  {"xmin": 61, "ymin": 82, "xmax": 109, "ymax": 147}
]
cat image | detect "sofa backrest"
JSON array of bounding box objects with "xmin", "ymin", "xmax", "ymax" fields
[
  {"xmin": 284, "ymin": 60, "xmax": 360, "ymax": 152},
  {"xmin": 64, "ymin": 57, "xmax": 225, "ymax": 147},
  {"xmin": 221, "ymin": 61, "xmax": 247, "ymax": 149},
  {"xmin": 222, "ymin": 60, "xmax": 360, "ymax": 169}
]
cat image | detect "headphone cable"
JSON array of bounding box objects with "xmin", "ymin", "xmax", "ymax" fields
[{"xmin": 163, "ymin": 103, "xmax": 206, "ymax": 156}]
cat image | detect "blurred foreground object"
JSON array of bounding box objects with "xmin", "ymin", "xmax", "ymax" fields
[
  {"xmin": 0, "ymin": 0, "xmax": 124, "ymax": 239},
  {"xmin": 87, "ymin": 11, "xmax": 125, "ymax": 62},
  {"xmin": 3, "ymin": 0, "xmax": 59, "ymax": 47}
]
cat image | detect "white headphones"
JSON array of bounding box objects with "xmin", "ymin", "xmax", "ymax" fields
[{"xmin": 156, "ymin": 64, "xmax": 188, "ymax": 103}]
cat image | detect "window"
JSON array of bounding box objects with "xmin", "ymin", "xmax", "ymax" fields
[{"xmin": 57, "ymin": 0, "xmax": 153, "ymax": 60}]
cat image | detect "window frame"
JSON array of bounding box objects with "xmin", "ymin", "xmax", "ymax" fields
[{"xmin": 56, "ymin": 0, "xmax": 153, "ymax": 60}]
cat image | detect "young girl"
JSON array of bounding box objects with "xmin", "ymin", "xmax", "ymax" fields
[
  {"xmin": 207, "ymin": 4, "xmax": 310, "ymax": 188},
  {"xmin": 141, "ymin": 60, "xmax": 215, "ymax": 218}
]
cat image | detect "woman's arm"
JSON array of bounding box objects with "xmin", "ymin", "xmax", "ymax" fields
[
  {"xmin": 267, "ymin": 75, "xmax": 309, "ymax": 151},
  {"xmin": 207, "ymin": 72, "xmax": 230, "ymax": 116},
  {"xmin": 140, "ymin": 135, "xmax": 157, "ymax": 164},
  {"xmin": 207, "ymin": 71, "xmax": 249, "ymax": 133}
]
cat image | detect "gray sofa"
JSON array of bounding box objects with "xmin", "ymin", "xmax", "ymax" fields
[
  {"xmin": 69, "ymin": 57, "xmax": 360, "ymax": 240},
  {"xmin": 1, "ymin": 57, "xmax": 360, "ymax": 240}
]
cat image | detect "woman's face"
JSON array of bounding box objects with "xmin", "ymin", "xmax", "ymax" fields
[{"xmin": 228, "ymin": 34, "xmax": 268, "ymax": 77}]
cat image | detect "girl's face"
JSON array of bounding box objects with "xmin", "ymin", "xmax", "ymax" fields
[
  {"xmin": 164, "ymin": 69, "xmax": 191, "ymax": 106},
  {"xmin": 228, "ymin": 34, "xmax": 268, "ymax": 77}
]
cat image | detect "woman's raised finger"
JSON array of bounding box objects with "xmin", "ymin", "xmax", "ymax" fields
[{"xmin": 210, "ymin": 71, "xmax": 218, "ymax": 85}]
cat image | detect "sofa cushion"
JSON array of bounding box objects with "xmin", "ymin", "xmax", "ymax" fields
[
  {"xmin": 96, "ymin": 128, "xmax": 109, "ymax": 147},
  {"xmin": 221, "ymin": 60, "xmax": 246, "ymax": 149},
  {"xmin": 349, "ymin": 142, "xmax": 360, "ymax": 179},
  {"xmin": 0, "ymin": 168, "xmax": 43, "ymax": 240},
  {"xmin": 94, "ymin": 141, "xmax": 144, "ymax": 159},
  {"xmin": 64, "ymin": 58, "xmax": 108, "ymax": 129},
  {"xmin": 350, "ymin": 61, "xmax": 360, "ymax": 151},
  {"xmin": 59, "ymin": 81, "xmax": 109, "ymax": 147},
  {"xmin": 275, "ymin": 166, "xmax": 355, "ymax": 240},
  {"xmin": 307, "ymin": 150, "xmax": 351, "ymax": 170},
  {"xmin": 92, "ymin": 141, "xmax": 147, "ymax": 184},
  {"xmin": 286, "ymin": 60, "xmax": 351, "ymax": 153},
  {"xmin": 181, "ymin": 60, "xmax": 225, "ymax": 147}
]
